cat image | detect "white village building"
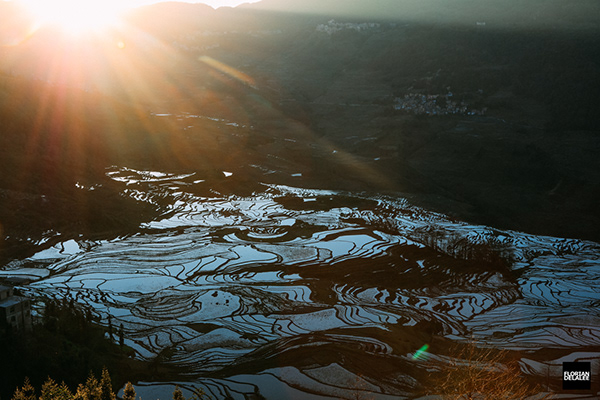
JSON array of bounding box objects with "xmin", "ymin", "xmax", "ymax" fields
[{"xmin": 0, "ymin": 284, "xmax": 32, "ymax": 331}]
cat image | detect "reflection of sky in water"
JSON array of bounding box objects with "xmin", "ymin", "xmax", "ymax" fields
[
  {"xmin": 11, "ymin": 183, "xmax": 600, "ymax": 399},
  {"xmin": 29, "ymin": 239, "xmax": 82, "ymax": 260},
  {"xmin": 106, "ymin": 166, "xmax": 195, "ymax": 185}
]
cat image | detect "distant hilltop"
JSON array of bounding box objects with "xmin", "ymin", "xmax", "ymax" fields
[{"xmin": 241, "ymin": 0, "xmax": 600, "ymax": 29}]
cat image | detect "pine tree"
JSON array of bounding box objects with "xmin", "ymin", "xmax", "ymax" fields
[
  {"xmin": 39, "ymin": 378, "xmax": 58, "ymax": 400},
  {"xmin": 39, "ymin": 378, "xmax": 73, "ymax": 400},
  {"xmin": 73, "ymin": 385, "xmax": 87, "ymax": 400},
  {"xmin": 99, "ymin": 368, "xmax": 116, "ymax": 400},
  {"xmin": 11, "ymin": 377, "xmax": 36, "ymax": 400},
  {"xmin": 84, "ymin": 372, "xmax": 102, "ymax": 400},
  {"xmin": 190, "ymin": 387, "xmax": 207, "ymax": 400},
  {"xmin": 172, "ymin": 386, "xmax": 185, "ymax": 400},
  {"xmin": 122, "ymin": 382, "xmax": 136, "ymax": 400}
]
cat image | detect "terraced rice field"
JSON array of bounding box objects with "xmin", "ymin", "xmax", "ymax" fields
[{"xmin": 4, "ymin": 168, "xmax": 600, "ymax": 399}]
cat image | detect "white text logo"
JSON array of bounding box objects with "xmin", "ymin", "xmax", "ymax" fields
[{"xmin": 564, "ymin": 371, "xmax": 590, "ymax": 381}]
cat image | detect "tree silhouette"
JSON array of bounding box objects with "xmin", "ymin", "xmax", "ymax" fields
[
  {"xmin": 100, "ymin": 367, "xmax": 116, "ymax": 400},
  {"xmin": 172, "ymin": 386, "xmax": 185, "ymax": 400},
  {"xmin": 107, "ymin": 316, "xmax": 113, "ymax": 342},
  {"xmin": 39, "ymin": 378, "xmax": 73, "ymax": 400},
  {"xmin": 122, "ymin": 382, "xmax": 136, "ymax": 400},
  {"xmin": 12, "ymin": 377, "xmax": 36, "ymax": 400},
  {"xmin": 118, "ymin": 324, "xmax": 124, "ymax": 348},
  {"xmin": 80, "ymin": 372, "xmax": 102, "ymax": 400}
]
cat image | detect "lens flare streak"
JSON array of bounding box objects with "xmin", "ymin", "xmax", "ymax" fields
[{"xmin": 412, "ymin": 344, "xmax": 429, "ymax": 360}]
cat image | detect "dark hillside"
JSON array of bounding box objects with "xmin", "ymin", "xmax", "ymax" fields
[
  {"xmin": 226, "ymin": 2, "xmax": 600, "ymax": 240},
  {"xmin": 0, "ymin": 0, "xmax": 599, "ymax": 266}
]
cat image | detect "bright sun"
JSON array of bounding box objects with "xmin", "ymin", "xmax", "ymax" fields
[{"xmin": 19, "ymin": 0, "xmax": 126, "ymax": 34}]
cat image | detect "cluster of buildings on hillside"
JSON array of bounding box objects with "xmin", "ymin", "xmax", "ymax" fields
[
  {"xmin": 316, "ymin": 20, "xmax": 380, "ymax": 35},
  {"xmin": 0, "ymin": 284, "xmax": 32, "ymax": 331},
  {"xmin": 394, "ymin": 93, "xmax": 487, "ymax": 116}
]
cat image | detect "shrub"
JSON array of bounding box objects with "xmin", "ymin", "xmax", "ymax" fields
[{"xmin": 424, "ymin": 341, "xmax": 552, "ymax": 399}]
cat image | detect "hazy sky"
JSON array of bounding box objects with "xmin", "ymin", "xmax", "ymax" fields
[
  {"xmin": 5, "ymin": 0, "xmax": 264, "ymax": 34},
  {"xmin": 123, "ymin": 0, "xmax": 262, "ymax": 9},
  {"xmin": 198, "ymin": 0, "xmax": 261, "ymax": 8},
  {"xmin": 5, "ymin": 0, "xmax": 263, "ymax": 10}
]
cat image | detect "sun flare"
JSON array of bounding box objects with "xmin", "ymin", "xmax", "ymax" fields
[{"xmin": 19, "ymin": 0, "xmax": 126, "ymax": 34}]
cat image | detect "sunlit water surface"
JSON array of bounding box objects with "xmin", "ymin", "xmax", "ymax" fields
[{"xmin": 4, "ymin": 166, "xmax": 600, "ymax": 399}]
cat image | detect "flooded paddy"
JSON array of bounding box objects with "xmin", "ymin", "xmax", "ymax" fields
[{"xmin": 5, "ymin": 168, "xmax": 599, "ymax": 399}]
